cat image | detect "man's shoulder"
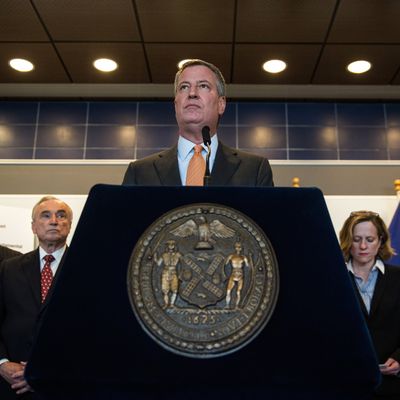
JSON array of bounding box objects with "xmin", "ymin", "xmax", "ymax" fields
[
  {"xmin": 218, "ymin": 142, "xmax": 269, "ymax": 162},
  {"xmin": 0, "ymin": 245, "xmax": 21, "ymax": 261},
  {"xmin": 128, "ymin": 147, "xmax": 176, "ymax": 168},
  {"xmin": 215, "ymin": 141, "xmax": 274, "ymax": 187},
  {"xmin": 1, "ymin": 249, "xmax": 37, "ymax": 270}
]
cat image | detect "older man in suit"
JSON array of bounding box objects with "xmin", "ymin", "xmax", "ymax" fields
[
  {"xmin": 0, "ymin": 196, "xmax": 72, "ymax": 399},
  {"xmin": 122, "ymin": 59, "xmax": 274, "ymax": 187}
]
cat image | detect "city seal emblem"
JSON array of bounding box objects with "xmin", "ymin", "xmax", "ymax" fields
[{"xmin": 127, "ymin": 203, "xmax": 279, "ymax": 358}]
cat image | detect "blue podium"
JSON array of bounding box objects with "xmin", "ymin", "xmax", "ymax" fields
[{"xmin": 26, "ymin": 185, "xmax": 380, "ymax": 399}]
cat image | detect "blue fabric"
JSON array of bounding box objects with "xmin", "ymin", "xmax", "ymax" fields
[
  {"xmin": 353, "ymin": 268, "xmax": 379, "ymax": 313},
  {"xmin": 388, "ymin": 202, "xmax": 400, "ymax": 267}
]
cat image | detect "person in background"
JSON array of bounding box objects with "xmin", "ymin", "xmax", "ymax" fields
[
  {"xmin": 340, "ymin": 210, "xmax": 400, "ymax": 399},
  {"xmin": 122, "ymin": 59, "xmax": 274, "ymax": 187},
  {"xmin": 0, "ymin": 246, "xmax": 21, "ymax": 265},
  {"xmin": 0, "ymin": 196, "xmax": 73, "ymax": 399}
]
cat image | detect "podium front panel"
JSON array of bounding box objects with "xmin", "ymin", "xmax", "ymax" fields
[{"xmin": 26, "ymin": 185, "xmax": 380, "ymax": 399}]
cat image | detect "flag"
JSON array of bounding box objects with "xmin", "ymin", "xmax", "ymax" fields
[{"xmin": 388, "ymin": 202, "xmax": 400, "ymax": 267}]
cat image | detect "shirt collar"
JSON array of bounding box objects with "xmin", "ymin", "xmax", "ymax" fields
[
  {"xmin": 39, "ymin": 245, "xmax": 67, "ymax": 262},
  {"xmin": 346, "ymin": 258, "xmax": 385, "ymax": 275},
  {"xmin": 178, "ymin": 133, "xmax": 219, "ymax": 161}
]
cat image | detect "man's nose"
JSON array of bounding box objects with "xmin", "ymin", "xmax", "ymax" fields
[
  {"xmin": 49, "ymin": 214, "xmax": 58, "ymax": 224},
  {"xmin": 188, "ymin": 86, "xmax": 198, "ymax": 98}
]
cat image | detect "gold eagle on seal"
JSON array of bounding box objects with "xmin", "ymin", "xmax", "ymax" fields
[{"xmin": 170, "ymin": 216, "xmax": 235, "ymax": 250}]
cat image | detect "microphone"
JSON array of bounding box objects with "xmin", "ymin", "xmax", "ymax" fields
[
  {"xmin": 202, "ymin": 126, "xmax": 211, "ymax": 146},
  {"xmin": 201, "ymin": 126, "xmax": 211, "ymax": 186}
]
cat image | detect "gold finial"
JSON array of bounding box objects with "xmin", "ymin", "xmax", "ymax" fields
[
  {"xmin": 292, "ymin": 177, "xmax": 300, "ymax": 188},
  {"xmin": 395, "ymin": 179, "xmax": 400, "ymax": 194}
]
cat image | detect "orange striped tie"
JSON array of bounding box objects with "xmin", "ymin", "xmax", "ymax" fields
[{"xmin": 186, "ymin": 144, "xmax": 205, "ymax": 186}]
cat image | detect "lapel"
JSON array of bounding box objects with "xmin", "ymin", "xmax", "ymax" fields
[
  {"xmin": 369, "ymin": 270, "xmax": 386, "ymax": 318},
  {"xmin": 210, "ymin": 142, "xmax": 241, "ymax": 186},
  {"xmin": 153, "ymin": 146, "xmax": 182, "ymax": 186},
  {"xmin": 22, "ymin": 249, "xmax": 41, "ymax": 307}
]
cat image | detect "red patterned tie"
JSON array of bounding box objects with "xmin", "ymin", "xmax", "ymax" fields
[
  {"xmin": 186, "ymin": 144, "xmax": 205, "ymax": 186},
  {"xmin": 41, "ymin": 254, "xmax": 55, "ymax": 303}
]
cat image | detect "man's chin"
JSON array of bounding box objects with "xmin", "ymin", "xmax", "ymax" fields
[
  {"xmin": 43, "ymin": 234, "xmax": 64, "ymax": 242},
  {"xmin": 182, "ymin": 115, "xmax": 203, "ymax": 124}
]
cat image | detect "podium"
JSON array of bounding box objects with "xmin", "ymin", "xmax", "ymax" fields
[{"xmin": 26, "ymin": 185, "xmax": 380, "ymax": 399}]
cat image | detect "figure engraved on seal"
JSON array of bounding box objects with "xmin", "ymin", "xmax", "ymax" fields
[
  {"xmin": 153, "ymin": 240, "xmax": 181, "ymax": 309},
  {"xmin": 127, "ymin": 203, "xmax": 279, "ymax": 358},
  {"xmin": 225, "ymin": 240, "xmax": 251, "ymax": 309}
]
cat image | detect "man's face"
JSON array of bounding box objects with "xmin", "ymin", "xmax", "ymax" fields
[
  {"xmin": 31, "ymin": 199, "xmax": 72, "ymax": 247},
  {"xmin": 174, "ymin": 65, "xmax": 226, "ymax": 135}
]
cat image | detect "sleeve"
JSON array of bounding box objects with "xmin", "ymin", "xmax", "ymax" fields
[
  {"xmin": 256, "ymin": 157, "xmax": 274, "ymax": 187},
  {"xmin": 122, "ymin": 162, "xmax": 136, "ymax": 185},
  {"xmin": 390, "ymin": 349, "xmax": 400, "ymax": 362}
]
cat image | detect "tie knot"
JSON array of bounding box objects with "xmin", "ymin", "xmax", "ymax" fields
[
  {"xmin": 44, "ymin": 254, "xmax": 55, "ymax": 263},
  {"xmin": 194, "ymin": 144, "xmax": 203, "ymax": 154}
]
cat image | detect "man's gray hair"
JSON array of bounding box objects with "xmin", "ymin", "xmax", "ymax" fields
[
  {"xmin": 32, "ymin": 196, "xmax": 73, "ymax": 220},
  {"xmin": 174, "ymin": 59, "xmax": 226, "ymax": 97}
]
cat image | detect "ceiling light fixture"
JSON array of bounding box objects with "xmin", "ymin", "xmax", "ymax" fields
[
  {"xmin": 93, "ymin": 58, "xmax": 118, "ymax": 72},
  {"xmin": 262, "ymin": 59, "xmax": 287, "ymax": 74},
  {"xmin": 177, "ymin": 59, "xmax": 193, "ymax": 69},
  {"xmin": 347, "ymin": 60, "xmax": 371, "ymax": 74},
  {"xmin": 9, "ymin": 58, "xmax": 34, "ymax": 72}
]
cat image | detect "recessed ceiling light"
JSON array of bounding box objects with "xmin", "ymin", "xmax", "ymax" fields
[
  {"xmin": 9, "ymin": 58, "xmax": 34, "ymax": 72},
  {"xmin": 93, "ymin": 58, "xmax": 118, "ymax": 72},
  {"xmin": 347, "ymin": 60, "xmax": 371, "ymax": 74},
  {"xmin": 262, "ymin": 59, "xmax": 287, "ymax": 74},
  {"xmin": 177, "ymin": 59, "xmax": 193, "ymax": 69}
]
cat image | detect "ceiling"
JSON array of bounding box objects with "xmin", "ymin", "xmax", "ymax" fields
[{"xmin": 1, "ymin": 0, "xmax": 400, "ymax": 97}]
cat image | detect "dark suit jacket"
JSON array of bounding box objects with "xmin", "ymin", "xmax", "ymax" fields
[
  {"xmin": 122, "ymin": 141, "xmax": 274, "ymax": 186},
  {"xmin": 0, "ymin": 248, "xmax": 65, "ymax": 399},
  {"xmin": 0, "ymin": 246, "xmax": 21, "ymax": 265},
  {"xmin": 350, "ymin": 264, "xmax": 400, "ymax": 396}
]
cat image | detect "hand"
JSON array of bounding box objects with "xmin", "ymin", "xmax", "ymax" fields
[
  {"xmin": 379, "ymin": 358, "xmax": 400, "ymax": 376},
  {"xmin": 11, "ymin": 362, "xmax": 34, "ymax": 395},
  {"xmin": 0, "ymin": 361, "xmax": 24, "ymax": 385}
]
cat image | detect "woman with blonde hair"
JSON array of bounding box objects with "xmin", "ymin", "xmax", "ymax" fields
[{"xmin": 340, "ymin": 211, "xmax": 400, "ymax": 399}]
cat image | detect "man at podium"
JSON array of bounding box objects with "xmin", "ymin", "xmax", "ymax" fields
[{"xmin": 122, "ymin": 59, "xmax": 274, "ymax": 187}]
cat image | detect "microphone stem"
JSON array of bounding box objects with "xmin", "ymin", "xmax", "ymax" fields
[{"xmin": 203, "ymin": 143, "xmax": 211, "ymax": 186}]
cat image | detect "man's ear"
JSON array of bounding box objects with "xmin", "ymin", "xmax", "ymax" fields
[
  {"xmin": 218, "ymin": 96, "xmax": 226, "ymax": 115},
  {"xmin": 31, "ymin": 221, "xmax": 36, "ymax": 235}
]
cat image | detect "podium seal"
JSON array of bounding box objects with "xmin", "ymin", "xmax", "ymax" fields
[{"xmin": 127, "ymin": 203, "xmax": 279, "ymax": 358}]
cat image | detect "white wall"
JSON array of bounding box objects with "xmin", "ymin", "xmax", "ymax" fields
[{"xmin": 325, "ymin": 195, "xmax": 399, "ymax": 237}]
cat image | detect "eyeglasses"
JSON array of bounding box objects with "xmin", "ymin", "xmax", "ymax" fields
[{"xmin": 350, "ymin": 211, "xmax": 379, "ymax": 217}]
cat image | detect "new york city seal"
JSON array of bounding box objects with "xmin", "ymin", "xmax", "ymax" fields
[{"xmin": 127, "ymin": 203, "xmax": 279, "ymax": 358}]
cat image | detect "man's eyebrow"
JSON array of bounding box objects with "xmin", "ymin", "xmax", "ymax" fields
[
  {"xmin": 178, "ymin": 79, "xmax": 212, "ymax": 85},
  {"xmin": 39, "ymin": 209, "xmax": 67, "ymax": 214}
]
